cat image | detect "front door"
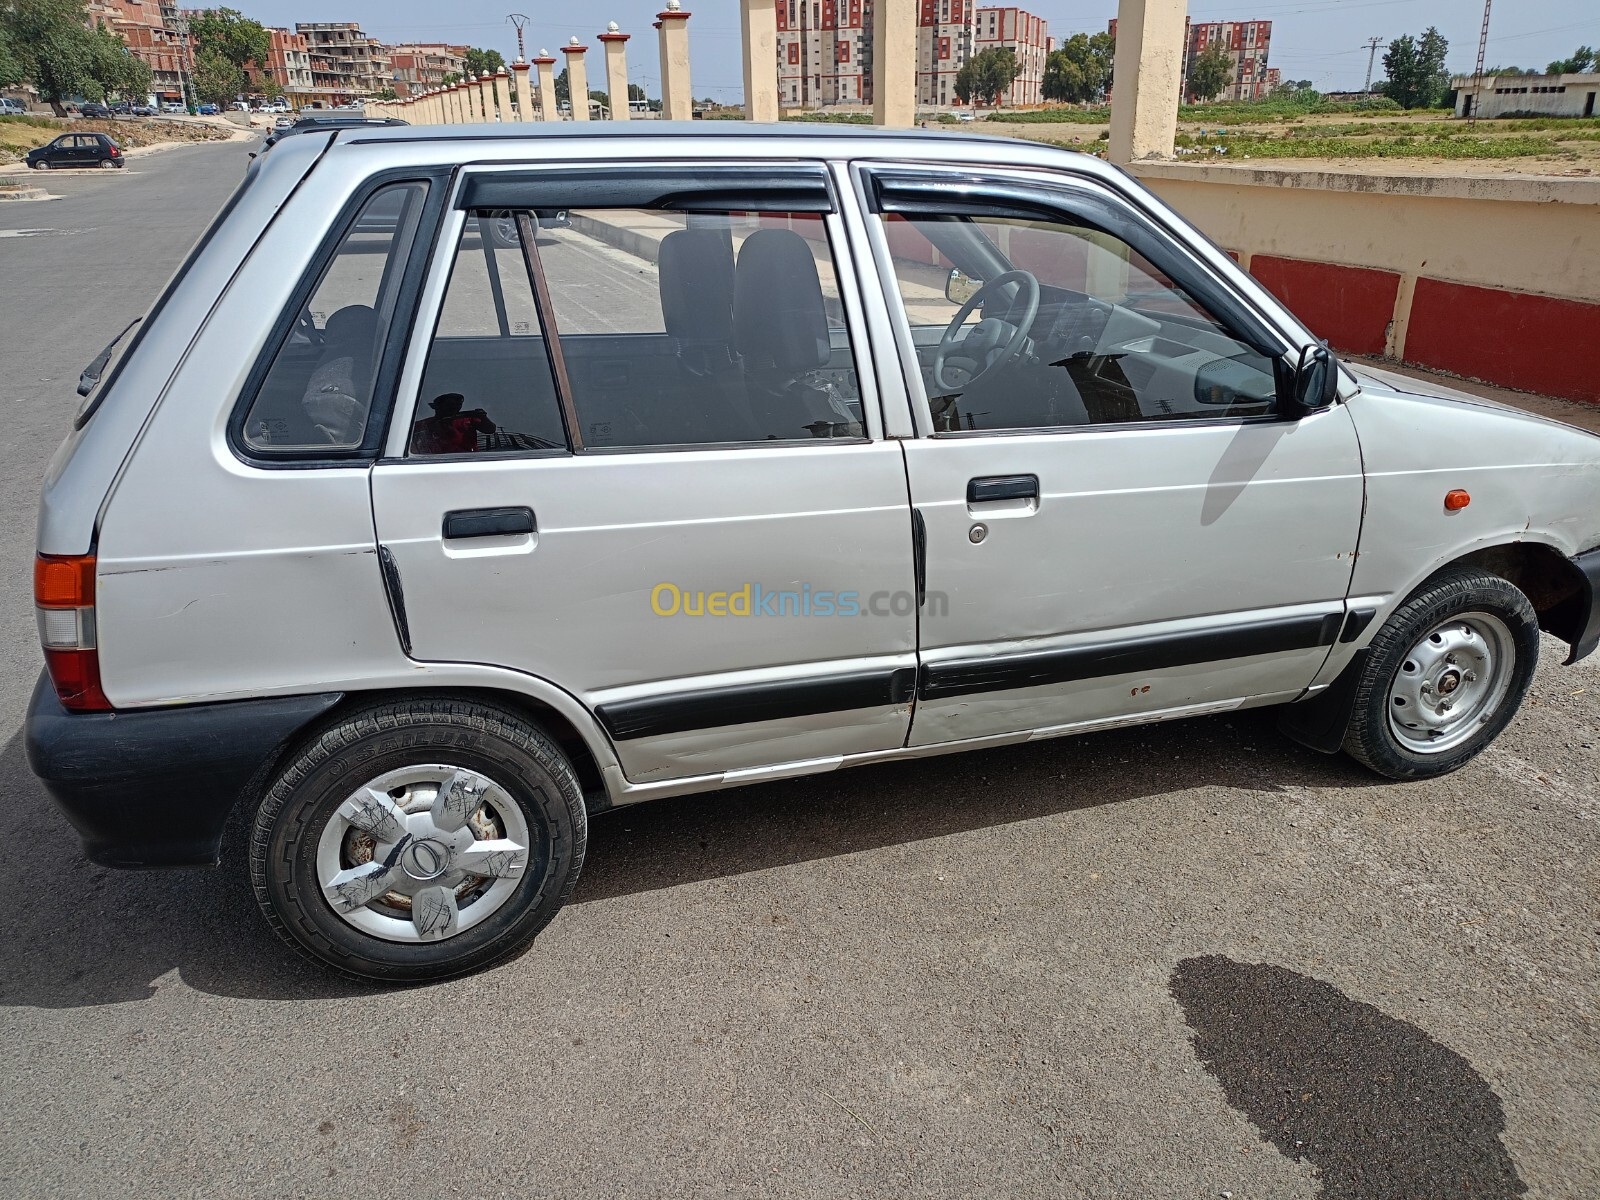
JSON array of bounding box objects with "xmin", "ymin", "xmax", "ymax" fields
[
  {"xmin": 858, "ymin": 166, "xmax": 1365, "ymax": 746},
  {"xmin": 371, "ymin": 166, "xmax": 918, "ymax": 784}
]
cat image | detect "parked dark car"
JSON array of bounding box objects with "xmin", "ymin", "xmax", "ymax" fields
[
  {"xmin": 110, "ymin": 101, "xmax": 132, "ymax": 116},
  {"xmin": 197, "ymin": 103, "xmax": 219, "ymax": 116},
  {"xmin": 26, "ymin": 132, "xmax": 124, "ymax": 170},
  {"xmin": 78, "ymin": 102, "xmax": 112, "ymax": 119},
  {"xmin": 132, "ymin": 104, "xmax": 157, "ymax": 116}
]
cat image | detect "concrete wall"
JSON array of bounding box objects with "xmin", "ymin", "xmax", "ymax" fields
[{"xmin": 1131, "ymin": 162, "xmax": 1600, "ymax": 403}]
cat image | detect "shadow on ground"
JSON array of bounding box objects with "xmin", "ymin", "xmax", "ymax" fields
[
  {"xmin": 0, "ymin": 711, "xmax": 1383, "ymax": 1009},
  {"xmin": 1171, "ymin": 955, "xmax": 1527, "ymax": 1200}
]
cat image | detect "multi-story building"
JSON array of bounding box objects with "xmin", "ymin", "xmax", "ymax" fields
[
  {"xmin": 974, "ymin": 6, "xmax": 1048, "ymax": 106},
  {"xmin": 250, "ymin": 28, "xmax": 313, "ymax": 105},
  {"xmin": 776, "ymin": 0, "xmax": 870, "ymax": 108},
  {"xmin": 1107, "ymin": 17, "xmax": 1274, "ymax": 102},
  {"xmin": 387, "ymin": 44, "xmax": 468, "ymax": 98},
  {"xmin": 775, "ymin": 0, "xmax": 1043, "ymax": 109},
  {"xmin": 85, "ymin": 0, "xmax": 190, "ymax": 103},
  {"xmin": 916, "ymin": 0, "xmax": 974, "ymax": 109},
  {"xmin": 296, "ymin": 22, "xmax": 391, "ymax": 102}
]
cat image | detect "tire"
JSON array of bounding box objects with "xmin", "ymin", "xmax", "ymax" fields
[
  {"xmin": 1342, "ymin": 567, "xmax": 1539, "ymax": 780},
  {"xmin": 485, "ymin": 212, "xmax": 520, "ymax": 249},
  {"xmin": 32, "ymin": 161, "xmax": 48, "ymax": 170},
  {"xmin": 100, "ymin": 158, "xmax": 118, "ymax": 169},
  {"xmin": 250, "ymin": 697, "xmax": 587, "ymax": 982}
]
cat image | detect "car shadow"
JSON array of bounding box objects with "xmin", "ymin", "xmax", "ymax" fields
[{"xmin": 0, "ymin": 711, "xmax": 1384, "ymax": 1009}]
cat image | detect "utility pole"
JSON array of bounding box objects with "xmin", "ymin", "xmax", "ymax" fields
[
  {"xmin": 1469, "ymin": 0, "xmax": 1492, "ymax": 124},
  {"xmin": 507, "ymin": 14, "xmax": 531, "ymax": 62},
  {"xmin": 1362, "ymin": 36, "xmax": 1382, "ymax": 93}
]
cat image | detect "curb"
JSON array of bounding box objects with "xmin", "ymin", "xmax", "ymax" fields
[{"xmin": 0, "ymin": 186, "xmax": 49, "ymax": 201}]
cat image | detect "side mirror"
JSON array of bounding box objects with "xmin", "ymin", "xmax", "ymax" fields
[
  {"xmin": 946, "ymin": 268, "xmax": 983, "ymax": 306},
  {"xmin": 1287, "ymin": 344, "xmax": 1339, "ymax": 416}
]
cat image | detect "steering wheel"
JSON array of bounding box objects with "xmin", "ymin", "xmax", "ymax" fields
[{"xmin": 932, "ymin": 270, "xmax": 1041, "ymax": 392}]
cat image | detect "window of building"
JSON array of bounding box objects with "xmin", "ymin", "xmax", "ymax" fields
[{"xmin": 878, "ymin": 210, "xmax": 1278, "ymax": 432}]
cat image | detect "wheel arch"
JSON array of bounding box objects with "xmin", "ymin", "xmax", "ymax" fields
[{"xmin": 1447, "ymin": 541, "xmax": 1591, "ymax": 662}]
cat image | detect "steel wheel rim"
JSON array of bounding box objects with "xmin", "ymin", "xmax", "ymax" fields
[
  {"xmin": 315, "ymin": 763, "xmax": 535, "ymax": 944},
  {"xmin": 1387, "ymin": 611, "xmax": 1515, "ymax": 754}
]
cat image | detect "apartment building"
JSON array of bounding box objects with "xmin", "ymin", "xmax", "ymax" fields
[
  {"xmin": 973, "ymin": 6, "xmax": 1048, "ymax": 106},
  {"xmin": 250, "ymin": 28, "xmax": 313, "ymax": 103},
  {"xmin": 1106, "ymin": 17, "xmax": 1274, "ymax": 102},
  {"xmin": 296, "ymin": 22, "xmax": 391, "ymax": 102},
  {"xmin": 388, "ymin": 44, "xmax": 468, "ymax": 98},
  {"xmin": 916, "ymin": 0, "xmax": 974, "ymax": 109},
  {"xmin": 1187, "ymin": 19, "xmax": 1272, "ymax": 102},
  {"xmin": 85, "ymin": 0, "xmax": 190, "ymax": 101},
  {"xmin": 776, "ymin": 0, "xmax": 870, "ymax": 108}
]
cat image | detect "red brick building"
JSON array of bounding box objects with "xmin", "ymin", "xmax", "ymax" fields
[
  {"xmin": 388, "ymin": 44, "xmax": 468, "ymax": 98},
  {"xmin": 1108, "ymin": 17, "xmax": 1275, "ymax": 103},
  {"xmin": 85, "ymin": 0, "xmax": 190, "ymax": 102}
]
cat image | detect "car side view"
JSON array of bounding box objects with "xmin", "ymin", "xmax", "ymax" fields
[
  {"xmin": 26, "ymin": 131, "xmax": 124, "ymax": 169},
  {"xmin": 26, "ymin": 124, "xmax": 1600, "ymax": 983}
]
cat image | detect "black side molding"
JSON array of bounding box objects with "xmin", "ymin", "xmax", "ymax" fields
[
  {"xmin": 1340, "ymin": 607, "xmax": 1377, "ymax": 643},
  {"xmin": 597, "ymin": 667, "xmax": 917, "ymax": 741},
  {"xmin": 377, "ymin": 545, "xmax": 412, "ymax": 655},
  {"xmin": 920, "ymin": 612, "xmax": 1342, "ymax": 701},
  {"xmin": 442, "ymin": 507, "xmax": 536, "ymax": 540}
]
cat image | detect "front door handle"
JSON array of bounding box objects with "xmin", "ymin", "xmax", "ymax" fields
[
  {"xmin": 442, "ymin": 506, "xmax": 536, "ymax": 539},
  {"xmin": 967, "ymin": 475, "xmax": 1039, "ymax": 504}
]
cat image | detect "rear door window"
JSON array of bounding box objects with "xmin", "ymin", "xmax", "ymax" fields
[{"xmin": 238, "ymin": 181, "xmax": 430, "ymax": 454}]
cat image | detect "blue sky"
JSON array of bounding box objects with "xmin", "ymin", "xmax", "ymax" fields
[{"xmin": 242, "ymin": 0, "xmax": 1597, "ymax": 99}]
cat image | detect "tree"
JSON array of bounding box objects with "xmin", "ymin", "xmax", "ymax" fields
[
  {"xmin": 2, "ymin": 0, "xmax": 150, "ymax": 113},
  {"xmin": 191, "ymin": 44, "xmax": 243, "ymax": 105},
  {"xmin": 0, "ymin": 25, "xmax": 23, "ymax": 89},
  {"xmin": 463, "ymin": 47, "xmax": 505, "ymax": 78},
  {"xmin": 554, "ymin": 65, "xmax": 569, "ymax": 104},
  {"xmin": 1380, "ymin": 27, "xmax": 1450, "ymax": 109},
  {"xmin": 440, "ymin": 70, "xmax": 462, "ymax": 86},
  {"xmin": 1042, "ymin": 32, "xmax": 1114, "ymax": 103},
  {"xmin": 1547, "ymin": 46, "xmax": 1595, "ymax": 75},
  {"xmin": 1186, "ymin": 42, "xmax": 1233, "ymax": 101},
  {"xmin": 954, "ymin": 46, "xmax": 1019, "ymax": 106},
  {"xmin": 187, "ymin": 8, "xmax": 269, "ymax": 73}
]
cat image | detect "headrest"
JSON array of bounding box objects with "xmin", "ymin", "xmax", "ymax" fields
[
  {"xmin": 733, "ymin": 229, "xmax": 830, "ymax": 374},
  {"xmin": 658, "ymin": 227, "xmax": 735, "ymax": 343},
  {"xmin": 323, "ymin": 304, "xmax": 378, "ymax": 349}
]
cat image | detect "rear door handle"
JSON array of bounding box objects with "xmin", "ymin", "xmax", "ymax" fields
[
  {"xmin": 967, "ymin": 475, "xmax": 1039, "ymax": 504},
  {"xmin": 442, "ymin": 506, "xmax": 536, "ymax": 539}
]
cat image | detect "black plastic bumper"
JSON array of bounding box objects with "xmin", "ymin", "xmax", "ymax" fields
[
  {"xmin": 1567, "ymin": 546, "xmax": 1600, "ymax": 666},
  {"xmin": 25, "ymin": 674, "xmax": 342, "ymax": 868}
]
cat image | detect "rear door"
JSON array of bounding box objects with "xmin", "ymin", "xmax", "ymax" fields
[{"xmin": 371, "ymin": 163, "xmax": 918, "ymax": 785}]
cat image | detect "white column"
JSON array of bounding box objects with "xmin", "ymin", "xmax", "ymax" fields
[
  {"xmin": 562, "ymin": 39, "xmax": 591, "ymax": 121},
  {"xmin": 464, "ymin": 74, "xmax": 485, "ymax": 122},
  {"xmin": 533, "ymin": 52, "xmax": 559, "ymax": 119},
  {"xmin": 657, "ymin": 2, "xmax": 693, "ymax": 120},
  {"xmin": 599, "ymin": 24, "xmax": 631, "ymax": 120},
  {"xmin": 740, "ymin": 0, "xmax": 778, "ymax": 122},
  {"xmin": 511, "ymin": 60, "xmax": 533, "ymax": 121},
  {"xmin": 1107, "ymin": 0, "xmax": 1186, "ymax": 163},
  {"xmin": 873, "ymin": 0, "xmax": 915, "ymax": 127}
]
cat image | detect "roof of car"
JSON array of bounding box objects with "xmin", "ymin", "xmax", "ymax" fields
[{"xmin": 340, "ymin": 119, "xmax": 1027, "ymax": 147}]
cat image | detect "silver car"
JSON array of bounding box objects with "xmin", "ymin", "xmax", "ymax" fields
[{"xmin": 28, "ymin": 124, "xmax": 1600, "ymax": 982}]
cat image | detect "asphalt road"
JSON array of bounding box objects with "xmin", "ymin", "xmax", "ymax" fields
[{"xmin": 1, "ymin": 139, "xmax": 1597, "ymax": 1199}]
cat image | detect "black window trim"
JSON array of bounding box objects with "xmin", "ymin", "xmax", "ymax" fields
[
  {"xmin": 227, "ymin": 165, "xmax": 454, "ymax": 469},
  {"xmin": 395, "ymin": 161, "xmax": 875, "ymax": 461},
  {"xmin": 862, "ymin": 167, "xmax": 1297, "ymax": 439}
]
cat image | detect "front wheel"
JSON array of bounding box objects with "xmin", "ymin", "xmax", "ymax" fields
[
  {"xmin": 250, "ymin": 698, "xmax": 587, "ymax": 982},
  {"xmin": 1343, "ymin": 568, "xmax": 1539, "ymax": 779},
  {"xmin": 32, "ymin": 161, "xmax": 48, "ymax": 170}
]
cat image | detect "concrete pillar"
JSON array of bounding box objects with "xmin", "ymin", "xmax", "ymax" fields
[
  {"xmin": 533, "ymin": 51, "xmax": 558, "ymax": 120},
  {"xmin": 873, "ymin": 0, "xmax": 915, "ymax": 127},
  {"xmin": 740, "ymin": 0, "xmax": 778, "ymax": 122},
  {"xmin": 562, "ymin": 38, "xmax": 591, "ymax": 121},
  {"xmin": 658, "ymin": 2, "xmax": 693, "ymax": 120},
  {"xmin": 510, "ymin": 59, "xmax": 533, "ymax": 121},
  {"xmin": 599, "ymin": 24, "xmax": 631, "ymax": 120},
  {"xmin": 479, "ymin": 72, "xmax": 497, "ymax": 121},
  {"xmin": 1107, "ymin": 0, "xmax": 1185, "ymax": 163},
  {"xmin": 466, "ymin": 74, "xmax": 485, "ymax": 122},
  {"xmin": 448, "ymin": 82, "xmax": 465, "ymax": 123}
]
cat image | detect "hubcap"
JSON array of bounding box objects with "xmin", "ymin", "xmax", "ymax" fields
[
  {"xmin": 315, "ymin": 764, "xmax": 533, "ymax": 944},
  {"xmin": 1387, "ymin": 612, "xmax": 1515, "ymax": 754}
]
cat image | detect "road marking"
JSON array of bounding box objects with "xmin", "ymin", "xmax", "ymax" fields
[{"xmin": 0, "ymin": 227, "xmax": 81, "ymax": 238}]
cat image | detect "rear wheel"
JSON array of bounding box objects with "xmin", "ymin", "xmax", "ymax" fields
[
  {"xmin": 250, "ymin": 698, "xmax": 587, "ymax": 982},
  {"xmin": 99, "ymin": 158, "xmax": 118, "ymax": 169},
  {"xmin": 1343, "ymin": 568, "xmax": 1539, "ymax": 779}
]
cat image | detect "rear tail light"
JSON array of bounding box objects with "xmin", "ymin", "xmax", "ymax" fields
[
  {"xmin": 35, "ymin": 554, "xmax": 111, "ymax": 712},
  {"xmin": 109, "ymin": 146, "xmax": 120, "ymax": 156}
]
